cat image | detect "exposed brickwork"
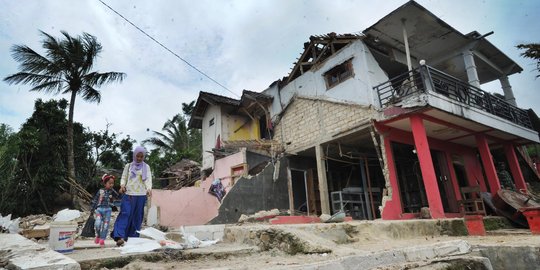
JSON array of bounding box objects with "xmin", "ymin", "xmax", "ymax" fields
[{"xmin": 274, "ymin": 97, "xmax": 373, "ymax": 153}]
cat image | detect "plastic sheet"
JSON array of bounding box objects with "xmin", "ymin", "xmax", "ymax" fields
[{"xmin": 53, "ymin": 209, "xmax": 81, "ymax": 222}]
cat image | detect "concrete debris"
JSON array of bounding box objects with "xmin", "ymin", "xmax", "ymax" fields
[
  {"xmin": 237, "ymin": 209, "xmax": 282, "ymax": 223},
  {"xmin": 160, "ymin": 159, "xmax": 202, "ymax": 190},
  {"xmin": 119, "ymin": 227, "xmax": 219, "ymax": 254},
  {"xmin": 0, "ymin": 233, "xmax": 80, "ymax": 270},
  {"xmin": 0, "ymin": 214, "xmax": 20, "ymax": 234}
]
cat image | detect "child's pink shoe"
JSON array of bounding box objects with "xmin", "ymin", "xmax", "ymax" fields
[
  {"xmin": 99, "ymin": 239, "xmax": 105, "ymax": 247},
  {"xmin": 94, "ymin": 237, "xmax": 100, "ymax": 244}
]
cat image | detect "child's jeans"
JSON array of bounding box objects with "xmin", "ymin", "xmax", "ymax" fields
[{"xmin": 94, "ymin": 206, "xmax": 112, "ymax": 239}]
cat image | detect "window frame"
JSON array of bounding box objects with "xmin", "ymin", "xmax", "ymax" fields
[{"xmin": 323, "ymin": 58, "xmax": 355, "ymax": 89}]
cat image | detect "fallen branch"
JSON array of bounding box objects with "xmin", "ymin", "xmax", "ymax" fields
[{"xmin": 65, "ymin": 177, "xmax": 93, "ymax": 202}]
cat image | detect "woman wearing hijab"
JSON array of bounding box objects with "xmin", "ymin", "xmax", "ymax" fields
[{"xmin": 112, "ymin": 146, "xmax": 152, "ymax": 246}]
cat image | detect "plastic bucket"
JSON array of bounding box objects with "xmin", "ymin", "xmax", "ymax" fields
[{"xmin": 49, "ymin": 221, "xmax": 77, "ymax": 253}]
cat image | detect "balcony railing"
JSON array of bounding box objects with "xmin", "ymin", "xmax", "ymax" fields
[{"xmin": 374, "ymin": 65, "xmax": 532, "ymax": 129}]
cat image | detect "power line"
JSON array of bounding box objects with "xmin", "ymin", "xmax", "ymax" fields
[{"xmin": 97, "ymin": 0, "xmax": 239, "ymax": 98}]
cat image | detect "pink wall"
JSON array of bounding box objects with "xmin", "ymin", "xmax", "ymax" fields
[{"xmin": 152, "ymin": 150, "xmax": 245, "ymax": 226}]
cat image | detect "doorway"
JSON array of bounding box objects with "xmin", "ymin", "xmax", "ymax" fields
[
  {"xmin": 431, "ymin": 150, "xmax": 459, "ymax": 213},
  {"xmin": 291, "ymin": 170, "xmax": 308, "ymax": 213}
]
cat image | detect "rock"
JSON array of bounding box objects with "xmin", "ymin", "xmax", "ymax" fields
[
  {"xmin": 238, "ymin": 214, "xmax": 249, "ymax": 223},
  {"xmin": 319, "ymin": 214, "xmax": 331, "ymax": 223},
  {"xmin": 420, "ymin": 207, "xmax": 431, "ymax": 219}
]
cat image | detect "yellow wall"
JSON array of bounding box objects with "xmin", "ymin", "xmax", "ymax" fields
[{"xmin": 225, "ymin": 115, "xmax": 260, "ymax": 141}]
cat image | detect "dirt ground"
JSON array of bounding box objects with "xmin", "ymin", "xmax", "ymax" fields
[{"xmin": 113, "ymin": 231, "xmax": 540, "ymax": 270}]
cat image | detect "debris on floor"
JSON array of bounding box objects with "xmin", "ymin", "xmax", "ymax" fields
[
  {"xmin": 0, "ymin": 214, "xmax": 20, "ymax": 234},
  {"xmin": 237, "ymin": 209, "xmax": 282, "ymax": 223},
  {"xmin": 119, "ymin": 227, "xmax": 219, "ymax": 254}
]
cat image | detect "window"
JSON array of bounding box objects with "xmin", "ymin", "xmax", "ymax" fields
[
  {"xmin": 209, "ymin": 118, "xmax": 214, "ymax": 127},
  {"xmin": 323, "ymin": 58, "xmax": 354, "ymax": 89}
]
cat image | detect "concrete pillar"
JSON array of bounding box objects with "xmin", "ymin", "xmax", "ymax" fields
[
  {"xmin": 504, "ymin": 143, "xmax": 527, "ymax": 191},
  {"xmin": 402, "ymin": 19, "xmax": 412, "ymax": 72},
  {"xmin": 445, "ymin": 152, "xmax": 463, "ymax": 202},
  {"xmin": 315, "ymin": 144, "xmax": 331, "ymax": 215},
  {"xmin": 381, "ymin": 134, "xmax": 403, "ymax": 219},
  {"xmin": 500, "ymin": 76, "xmax": 517, "ymax": 106},
  {"xmin": 475, "ymin": 134, "xmax": 500, "ymax": 194},
  {"xmin": 410, "ymin": 115, "xmax": 445, "ymax": 218},
  {"xmin": 463, "ymin": 50, "xmax": 481, "ymax": 89},
  {"xmin": 287, "ymin": 167, "xmax": 295, "ymax": 215},
  {"xmin": 464, "ymin": 155, "xmax": 488, "ymax": 192}
]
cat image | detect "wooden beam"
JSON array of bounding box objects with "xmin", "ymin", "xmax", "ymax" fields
[
  {"xmin": 315, "ymin": 144, "xmax": 331, "ymax": 215},
  {"xmin": 287, "ymin": 167, "xmax": 295, "ymax": 215}
]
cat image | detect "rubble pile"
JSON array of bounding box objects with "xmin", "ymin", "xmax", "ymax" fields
[
  {"xmin": 237, "ymin": 208, "xmax": 283, "ymax": 223},
  {"xmin": 160, "ymin": 159, "xmax": 202, "ymax": 190},
  {"xmin": 19, "ymin": 214, "xmax": 52, "ymax": 239}
]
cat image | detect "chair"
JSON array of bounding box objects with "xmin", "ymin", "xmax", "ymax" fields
[{"xmin": 459, "ymin": 186, "xmax": 486, "ymax": 215}]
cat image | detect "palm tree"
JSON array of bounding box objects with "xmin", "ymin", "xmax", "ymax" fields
[
  {"xmin": 143, "ymin": 112, "xmax": 201, "ymax": 161},
  {"xmin": 4, "ymin": 30, "xmax": 125, "ymax": 198},
  {"xmin": 144, "ymin": 114, "xmax": 190, "ymax": 153}
]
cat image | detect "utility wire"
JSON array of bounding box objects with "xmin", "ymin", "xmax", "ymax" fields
[{"xmin": 97, "ymin": 0, "xmax": 239, "ymax": 98}]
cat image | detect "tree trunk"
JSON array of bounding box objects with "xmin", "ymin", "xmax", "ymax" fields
[{"xmin": 67, "ymin": 90, "xmax": 77, "ymax": 207}]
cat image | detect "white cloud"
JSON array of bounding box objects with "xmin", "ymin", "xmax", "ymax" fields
[{"xmin": 1, "ymin": 0, "xmax": 539, "ymax": 146}]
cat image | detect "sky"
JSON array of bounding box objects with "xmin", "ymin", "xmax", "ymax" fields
[{"xmin": 1, "ymin": 0, "xmax": 539, "ymax": 145}]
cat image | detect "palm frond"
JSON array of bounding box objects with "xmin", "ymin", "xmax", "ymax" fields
[
  {"xmin": 4, "ymin": 72, "xmax": 64, "ymax": 94},
  {"xmin": 80, "ymin": 33, "xmax": 102, "ymax": 74},
  {"xmin": 79, "ymin": 85, "xmax": 101, "ymax": 103},
  {"xmin": 10, "ymin": 45, "xmax": 61, "ymax": 75},
  {"xmin": 40, "ymin": 31, "xmax": 68, "ymax": 68},
  {"xmin": 29, "ymin": 80, "xmax": 65, "ymax": 93},
  {"xmin": 83, "ymin": 72, "xmax": 125, "ymax": 87}
]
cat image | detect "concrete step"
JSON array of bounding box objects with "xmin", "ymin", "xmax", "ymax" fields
[{"xmin": 0, "ymin": 233, "xmax": 80, "ymax": 270}]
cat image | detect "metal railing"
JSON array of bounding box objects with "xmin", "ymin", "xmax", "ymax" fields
[{"xmin": 374, "ymin": 65, "xmax": 532, "ymax": 129}]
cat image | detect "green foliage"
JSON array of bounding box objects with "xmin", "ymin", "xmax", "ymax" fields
[
  {"xmin": 0, "ymin": 124, "xmax": 21, "ymax": 215},
  {"xmin": 3, "ymin": 30, "xmax": 125, "ymax": 192},
  {"xmin": 517, "ymin": 43, "xmax": 540, "ymax": 78},
  {"xmin": 0, "ymin": 99, "xmax": 96, "ymax": 217}
]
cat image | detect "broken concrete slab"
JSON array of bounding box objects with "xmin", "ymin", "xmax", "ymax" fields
[
  {"xmin": 380, "ymin": 256, "xmax": 493, "ymax": 270},
  {"xmin": 21, "ymin": 224, "xmax": 50, "ymax": 239},
  {"xmin": 170, "ymin": 224, "xmax": 225, "ymax": 241},
  {"xmin": 0, "ymin": 233, "xmax": 80, "ymax": 270},
  {"xmin": 283, "ymin": 240, "xmax": 471, "ymax": 270}
]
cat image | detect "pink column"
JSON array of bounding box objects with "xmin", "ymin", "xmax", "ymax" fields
[
  {"xmin": 504, "ymin": 143, "xmax": 527, "ymax": 191},
  {"xmin": 475, "ymin": 134, "xmax": 500, "ymax": 194},
  {"xmin": 410, "ymin": 115, "xmax": 445, "ymax": 219},
  {"xmin": 381, "ymin": 134, "xmax": 403, "ymax": 220},
  {"xmin": 445, "ymin": 152, "xmax": 462, "ymax": 202}
]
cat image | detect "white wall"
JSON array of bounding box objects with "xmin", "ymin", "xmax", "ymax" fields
[
  {"xmin": 201, "ymin": 105, "xmax": 222, "ymax": 169},
  {"xmin": 265, "ymin": 40, "xmax": 389, "ymax": 119}
]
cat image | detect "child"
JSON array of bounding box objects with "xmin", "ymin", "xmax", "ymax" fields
[{"xmin": 91, "ymin": 174, "xmax": 118, "ymax": 247}]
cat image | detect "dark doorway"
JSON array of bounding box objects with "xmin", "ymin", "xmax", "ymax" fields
[
  {"xmin": 431, "ymin": 150, "xmax": 459, "ymax": 213},
  {"xmin": 392, "ymin": 142, "xmax": 428, "ymax": 213},
  {"xmin": 451, "ymin": 155, "xmax": 469, "ymax": 188},
  {"xmin": 291, "ymin": 169, "xmax": 308, "ymax": 213}
]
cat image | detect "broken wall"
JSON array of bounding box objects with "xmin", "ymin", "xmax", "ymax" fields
[
  {"xmin": 202, "ymin": 105, "xmax": 223, "ymax": 169},
  {"xmin": 268, "ymin": 40, "xmax": 389, "ymax": 118},
  {"xmin": 209, "ymin": 157, "xmax": 290, "ymax": 224},
  {"xmin": 152, "ymin": 151, "xmax": 244, "ymax": 226},
  {"xmin": 223, "ymin": 114, "xmax": 260, "ymax": 141},
  {"xmin": 274, "ymin": 97, "xmax": 373, "ymax": 154}
]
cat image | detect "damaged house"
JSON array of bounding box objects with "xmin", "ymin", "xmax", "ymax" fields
[{"xmin": 152, "ymin": 1, "xmax": 539, "ymax": 226}]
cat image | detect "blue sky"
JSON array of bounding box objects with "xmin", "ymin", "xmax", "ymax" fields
[{"xmin": 1, "ymin": 0, "xmax": 539, "ymax": 144}]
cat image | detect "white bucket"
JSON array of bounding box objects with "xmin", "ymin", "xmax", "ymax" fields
[{"xmin": 49, "ymin": 221, "xmax": 77, "ymax": 253}]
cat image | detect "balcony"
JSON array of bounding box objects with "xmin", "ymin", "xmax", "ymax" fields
[{"xmin": 374, "ymin": 65, "xmax": 532, "ymax": 129}]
